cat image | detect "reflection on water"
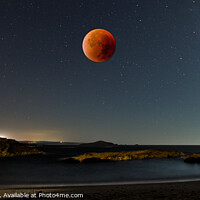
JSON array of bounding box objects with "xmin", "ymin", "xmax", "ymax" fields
[{"xmin": 1, "ymin": 156, "xmax": 200, "ymax": 185}]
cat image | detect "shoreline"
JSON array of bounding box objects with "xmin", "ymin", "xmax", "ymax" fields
[
  {"xmin": 1, "ymin": 181, "xmax": 200, "ymax": 199},
  {"xmin": 2, "ymin": 177, "xmax": 200, "ymax": 189}
]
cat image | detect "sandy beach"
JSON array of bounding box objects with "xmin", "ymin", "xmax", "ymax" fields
[{"xmin": 1, "ymin": 181, "xmax": 200, "ymax": 200}]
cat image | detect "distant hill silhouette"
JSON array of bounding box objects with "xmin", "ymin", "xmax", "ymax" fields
[
  {"xmin": 79, "ymin": 140, "xmax": 117, "ymax": 147},
  {"xmin": 0, "ymin": 138, "xmax": 43, "ymax": 157}
]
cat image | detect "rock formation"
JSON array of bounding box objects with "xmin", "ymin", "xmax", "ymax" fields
[
  {"xmin": 65, "ymin": 149, "xmax": 182, "ymax": 163},
  {"xmin": 0, "ymin": 138, "xmax": 43, "ymax": 157}
]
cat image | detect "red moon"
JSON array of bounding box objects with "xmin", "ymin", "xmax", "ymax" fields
[{"xmin": 82, "ymin": 29, "xmax": 116, "ymax": 63}]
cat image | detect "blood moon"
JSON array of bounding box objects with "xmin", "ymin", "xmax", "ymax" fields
[{"xmin": 82, "ymin": 29, "xmax": 116, "ymax": 63}]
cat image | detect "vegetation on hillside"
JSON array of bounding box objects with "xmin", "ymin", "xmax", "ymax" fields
[
  {"xmin": 0, "ymin": 138, "xmax": 43, "ymax": 157},
  {"xmin": 67, "ymin": 149, "xmax": 183, "ymax": 163}
]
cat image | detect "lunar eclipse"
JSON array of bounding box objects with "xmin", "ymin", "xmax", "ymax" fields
[{"xmin": 82, "ymin": 29, "xmax": 116, "ymax": 63}]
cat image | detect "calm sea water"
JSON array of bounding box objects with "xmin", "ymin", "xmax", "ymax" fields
[{"xmin": 1, "ymin": 145, "xmax": 200, "ymax": 186}]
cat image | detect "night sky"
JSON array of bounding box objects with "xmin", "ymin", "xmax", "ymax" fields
[{"xmin": 0, "ymin": 0, "xmax": 200, "ymax": 144}]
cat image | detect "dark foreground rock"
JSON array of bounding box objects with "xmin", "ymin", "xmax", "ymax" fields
[{"xmin": 184, "ymin": 153, "xmax": 200, "ymax": 163}]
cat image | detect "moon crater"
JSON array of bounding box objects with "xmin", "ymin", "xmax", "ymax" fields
[{"xmin": 82, "ymin": 29, "xmax": 116, "ymax": 62}]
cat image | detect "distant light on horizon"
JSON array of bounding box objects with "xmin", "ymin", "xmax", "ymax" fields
[
  {"xmin": 2, "ymin": 129, "xmax": 66, "ymax": 142},
  {"xmin": 0, "ymin": 131, "xmax": 12, "ymax": 139}
]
